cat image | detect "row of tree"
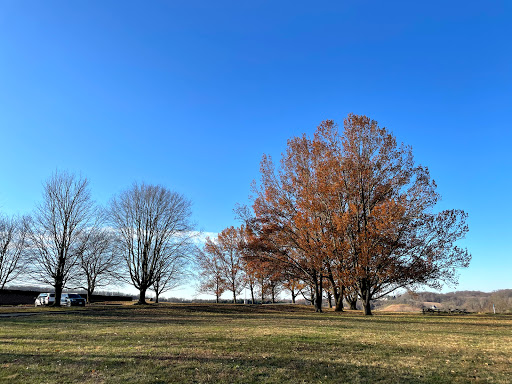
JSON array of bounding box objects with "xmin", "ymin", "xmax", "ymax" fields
[
  {"xmin": 196, "ymin": 225, "xmax": 305, "ymax": 305},
  {"xmin": 2, "ymin": 114, "xmax": 471, "ymax": 313},
  {"xmin": 196, "ymin": 114, "xmax": 471, "ymax": 315},
  {"xmin": 0, "ymin": 173, "xmax": 195, "ymax": 306}
]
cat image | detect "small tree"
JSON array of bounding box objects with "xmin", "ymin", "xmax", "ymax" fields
[
  {"xmin": 282, "ymin": 277, "xmax": 304, "ymax": 304},
  {"xmin": 196, "ymin": 246, "xmax": 226, "ymax": 303},
  {"xmin": 203, "ymin": 227, "xmax": 245, "ymax": 304},
  {"xmin": 152, "ymin": 233, "xmax": 195, "ymax": 303},
  {"xmin": 238, "ymin": 226, "xmax": 264, "ymax": 304},
  {"xmin": 152, "ymin": 259, "xmax": 183, "ymax": 303},
  {"xmin": 241, "ymin": 258, "xmax": 258, "ymax": 304},
  {"xmin": 30, "ymin": 171, "xmax": 94, "ymax": 306},
  {"xmin": 76, "ymin": 227, "xmax": 121, "ymax": 303},
  {"xmin": 0, "ymin": 215, "xmax": 30, "ymax": 290}
]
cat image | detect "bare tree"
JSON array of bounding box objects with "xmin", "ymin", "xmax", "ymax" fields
[
  {"xmin": 152, "ymin": 233, "xmax": 195, "ymax": 303},
  {"xmin": 110, "ymin": 183, "xmax": 193, "ymax": 304},
  {"xmin": 30, "ymin": 171, "xmax": 95, "ymax": 306},
  {"xmin": 76, "ymin": 227, "xmax": 122, "ymax": 303},
  {"xmin": 152, "ymin": 256, "xmax": 187, "ymax": 303},
  {"xmin": 195, "ymin": 246, "xmax": 227, "ymax": 303},
  {"xmin": 0, "ymin": 215, "xmax": 30, "ymax": 290}
]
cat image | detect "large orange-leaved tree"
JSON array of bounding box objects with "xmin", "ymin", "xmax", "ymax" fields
[{"xmin": 245, "ymin": 114, "xmax": 471, "ymax": 315}]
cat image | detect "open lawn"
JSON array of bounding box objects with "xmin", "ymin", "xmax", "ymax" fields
[{"xmin": 0, "ymin": 304, "xmax": 511, "ymax": 383}]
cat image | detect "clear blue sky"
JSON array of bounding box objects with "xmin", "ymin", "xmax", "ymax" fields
[{"xmin": 0, "ymin": 1, "xmax": 510, "ymax": 295}]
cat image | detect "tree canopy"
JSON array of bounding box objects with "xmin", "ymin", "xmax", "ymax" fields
[{"xmin": 244, "ymin": 114, "xmax": 471, "ymax": 314}]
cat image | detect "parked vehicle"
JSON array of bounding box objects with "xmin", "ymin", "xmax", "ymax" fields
[
  {"xmin": 60, "ymin": 293, "xmax": 86, "ymax": 307},
  {"xmin": 34, "ymin": 293, "xmax": 55, "ymax": 306}
]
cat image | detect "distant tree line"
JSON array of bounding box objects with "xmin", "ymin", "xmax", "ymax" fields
[
  {"xmin": 384, "ymin": 290, "xmax": 512, "ymax": 313},
  {"xmin": 196, "ymin": 114, "xmax": 471, "ymax": 315},
  {"xmin": 0, "ymin": 172, "xmax": 195, "ymax": 306}
]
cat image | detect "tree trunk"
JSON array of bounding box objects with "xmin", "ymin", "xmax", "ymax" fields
[
  {"xmin": 314, "ymin": 288, "xmax": 323, "ymax": 312},
  {"xmin": 233, "ymin": 291, "xmax": 236, "ymax": 304},
  {"xmin": 325, "ymin": 267, "xmax": 343, "ymax": 312},
  {"xmin": 215, "ymin": 278, "xmax": 221, "ymax": 303},
  {"xmin": 155, "ymin": 292, "xmax": 160, "ymax": 304},
  {"xmin": 309, "ymin": 285, "xmax": 315, "ymax": 306},
  {"xmin": 360, "ymin": 285, "xmax": 372, "ymax": 315},
  {"xmin": 271, "ymin": 285, "xmax": 276, "ymax": 304},
  {"xmin": 291, "ymin": 289, "xmax": 296, "ymax": 304},
  {"xmin": 313, "ymin": 273, "xmax": 323, "ymax": 313},
  {"xmin": 344, "ymin": 288, "xmax": 358, "ymax": 310},
  {"xmin": 327, "ymin": 291, "xmax": 333, "ymax": 308},
  {"xmin": 334, "ymin": 285, "xmax": 344, "ymax": 312},
  {"xmin": 363, "ymin": 298, "xmax": 372, "ymax": 315},
  {"xmin": 138, "ymin": 287, "xmax": 147, "ymax": 304},
  {"xmin": 250, "ymin": 284, "xmax": 255, "ymax": 304},
  {"xmin": 54, "ymin": 281, "xmax": 63, "ymax": 307},
  {"xmin": 334, "ymin": 297, "xmax": 344, "ymax": 311}
]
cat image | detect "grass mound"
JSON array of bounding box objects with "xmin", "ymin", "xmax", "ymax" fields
[{"xmin": 378, "ymin": 303, "xmax": 422, "ymax": 312}]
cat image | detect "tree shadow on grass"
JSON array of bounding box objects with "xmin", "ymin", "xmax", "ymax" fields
[{"xmin": 0, "ymin": 348, "xmax": 462, "ymax": 384}]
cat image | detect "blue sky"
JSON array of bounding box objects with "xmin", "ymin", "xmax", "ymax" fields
[{"xmin": 0, "ymin": 1, "xmax": 510, "ymax": 296}]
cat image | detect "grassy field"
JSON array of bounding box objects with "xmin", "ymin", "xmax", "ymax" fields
[{"xmin": 0, "ymin": 304, "xmax": 511, "ymax": 383}]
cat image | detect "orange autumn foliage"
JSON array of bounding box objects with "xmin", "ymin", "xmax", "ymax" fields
[{"xmin": 244, "ymin": 114, "xmax": 470, "ymax": 315}]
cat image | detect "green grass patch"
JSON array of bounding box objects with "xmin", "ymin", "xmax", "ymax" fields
[{"xmin": 0, "ymin": 304, "xmax": 511, "ymax": 383}]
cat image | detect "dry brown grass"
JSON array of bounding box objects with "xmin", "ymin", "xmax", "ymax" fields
[
  {"xmin": 0, "ymin": 304, "xmax": 511, "ymax": 383},
  {"xmin": 378, "ymin": 303, "xmax": 422, "ymax": 312}
]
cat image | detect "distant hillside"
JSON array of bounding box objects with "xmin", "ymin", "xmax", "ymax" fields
[{"xmin": 377, "ymin": 290, "xmax": 512, "ymax": 313}]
